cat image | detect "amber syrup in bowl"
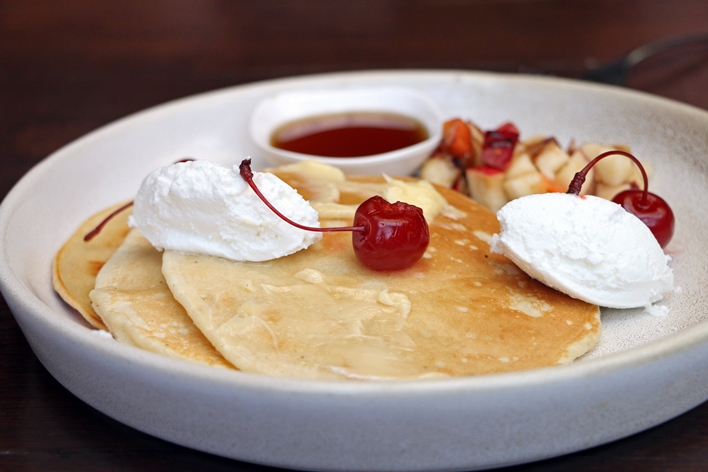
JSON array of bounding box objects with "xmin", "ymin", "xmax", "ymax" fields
[
  {"xmin": 249, "ymin": 87, "xmax": 443, "ymax": 175},
  {"xmin": 271, "ymin": 112, "xmax": 429, "ymax": 158}
]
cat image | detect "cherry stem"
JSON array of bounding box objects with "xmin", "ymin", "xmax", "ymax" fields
[
  {"xmin": 84, "ymin": 201, "xmax": 134, "ymax": 241},
  {"xmin": 84, "ymin": 158, "xmax": 195, "ymax": 242},
  {"xmin": 238, "ymin": 159, "xmax": 364, "ymax": 234},
  {"xmin": 566, "ymin": 150, "xmax": 650, "ymax": 206}
]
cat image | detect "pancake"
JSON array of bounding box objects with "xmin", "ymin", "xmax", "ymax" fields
[
  {"xmin": 54, "ymin": 162, "xmax": 600, "ymax": 378},
  {"xmin": 89, "ymin": 229, "xmax": 233, "ymax": 368},
  {"xmin": 161, "ymin": 165, "xmax": 601, "ymax": 379},
  {"xmin": 52, "ymin": 201, "xmax": 133, "ymax": 329},
  {"xmin": 53, "ymin": 202, "xmax": 232, "ymax": 367}
]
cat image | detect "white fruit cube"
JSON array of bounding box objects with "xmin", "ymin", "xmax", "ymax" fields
[
  {"xmin": 595, "ymin": 182, "xmax": 631, "ymax": 200},
  {"xmin": 555, "ymin": 151, "xmax": 595, "ymax": 195},
  {"xmin": 580, "ymin": 142, "xmax": 613, "ymax": 160},
  {"xmin": 468, "ymin": 122, "xmax": 486, "ymax": 167},
  {"xmin": 503, "ymin": 171, "xmax": 546, "ymax": 200},
  {"xmin": 520, "ymin": 135, "xmax": 549, "ymax": 151},
  {"xmin": 420, "ymin": 156, "xmax": 460, "ymax": 188},
  {"xmin": 466, "ymin": 167, "xmax": 508, "ymax": 212},
  {"xmin": 580, "ymin": 143, "xmax": 633, "ymax": 185},
  {"xmin": 533, "ymin": 140, "xmax": 570, "ymax": 178},
  {"xmin": 594, "ymin": 154, "xmax": 635, "ymax": 185},
  {"xmin": 505, "ymin": 152, "xmax": 537, "ymax": 179},
  {"xmin": 627, "ymin": 161, "xmax": 653, "ymax": 189}
]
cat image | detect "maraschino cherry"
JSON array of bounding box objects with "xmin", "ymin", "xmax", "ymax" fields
[
  {"xmin": 566, "ymin": 150, "xmax": 674, "ymax": 247},
  {"xmin": 239, "ymin": 159, "xmax": 429, "ymax": 271}
]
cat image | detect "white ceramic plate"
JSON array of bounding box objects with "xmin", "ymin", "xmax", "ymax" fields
[{"xmin": 2, "ymin": 70, "xmax": 708, "ymax": 472}]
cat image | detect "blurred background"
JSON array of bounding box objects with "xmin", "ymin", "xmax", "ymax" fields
[
  {"xmin": 3, "ymin": 0, "xmax": 708, "ymax": 195},
  {"xmin": 1, "ymin": 1, "xmax": 708, "ymax": 470}
]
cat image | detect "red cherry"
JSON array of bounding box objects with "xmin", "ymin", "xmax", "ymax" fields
[
  {"xmin": 481, "ymin": 122, "xmax": 519, "ymax": 170},
  {"xmin": 239, "ymin": 159, "xmax": 430, "ymax": 271},
  {"xmin": 566, "ymin": 150, "xmax": 674, "ymax": 247},
  {"xmin": 352, "ymin": 196, "xmax": 429, "ymax": 271},
  {"xmin": 612, "ymin": 189, "xmax": 674, "ymax": 248}
]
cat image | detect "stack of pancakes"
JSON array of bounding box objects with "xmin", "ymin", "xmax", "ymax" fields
[{"xmin": 53, "ymin": 163, "xmax": 600, "ymax": 379}]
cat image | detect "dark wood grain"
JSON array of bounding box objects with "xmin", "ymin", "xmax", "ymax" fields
[{"xmin": 2, "ymin": 1, "xmax": 708, "ymax": 470}]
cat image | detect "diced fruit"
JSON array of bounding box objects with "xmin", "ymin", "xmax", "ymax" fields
[
  {"xmin": 451, "ymin": 174, "xmax": 468, "ymax": 194},
  {"xmin": 581, "ymin": 143, "xmax": 634, "ymax": 185},
  {"xmin": 468, "ymin": 122, "xmax": 486, "ymax": 168},
  {"xmin": 503, "ymin": 170, "xmax": 546, "ymax": 200},
  {"xmin": 496, "ymin": 122, "xmax": 520, "ymax": 135},
  {"xmin": 521, "ymin": 136, "xmax": 553, "ymax": 160},
  {"xmin": 420, "ymin": 155, "xmax": 461, "ymax": 188},
  {"xmin": 442, "ymin": 119, "xmax": 472, "ymax": 160},
  {"xmin": 505, "ymin": 152, "xmax": 537, "ymax": 179},
  {"xmin": 627, "ymin": 161, "xmax": 653, "ymax": 189},
  {"xmin": 419, "ymin": 117, "xmax": 656, "ymax": 213},
  {"xmin": 567, "ymin": 139, "xmax": 578, "ymax": 155},
  {"xmin": 533, "ymin": 140, "xmax": 570, "ymax": 179},
  {"xmin": 520, "ymin": 135, "xmax": 549, "ymax": 151},
  {"xmin": 611, "ymin": 143, "xmax": 632, "ymax": 153},
  {"xmin": 466, "ymin": 166, "xmax": 508, "ymax": 212},
  {"xmin": 580, "ymin": 142, "xmax": 612, "ymax": 160},
  {"xmin": 595, "ymin": 182, "xmax": 632, "ymax": 200},
  {"xmin": 481, "ymin": 124, "xmax": 519, "ymax": 170},
  {"xmin": 594, "ymin": 155, "xmax": 635, "ymax": 185},
  {"xmin": 555, "ymin": 151, "xmax": 595, "ymax": 195}
]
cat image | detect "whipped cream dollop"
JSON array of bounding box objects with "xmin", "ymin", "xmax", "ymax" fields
[
  {"xmin": 489, "ymin": 193, "xmax": 674, "ymax": 309},
  {"xmin": 129, "ymin": 160, "xmax": 322, "ymax": 261}
]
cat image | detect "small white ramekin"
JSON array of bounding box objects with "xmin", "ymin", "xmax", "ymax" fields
[{"xmin": 249, "ymin": 87, "xmax": 443, "ymax": 175}]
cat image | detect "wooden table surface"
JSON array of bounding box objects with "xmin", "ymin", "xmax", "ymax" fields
[{"xmin": 2, "ymin": 1, "xmax": 708, "ymax": 470}]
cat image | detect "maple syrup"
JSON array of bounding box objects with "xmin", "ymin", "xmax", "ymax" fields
[{"xmin": 271, "ymin": 112, "xmax": 428, "ymax": 158}]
